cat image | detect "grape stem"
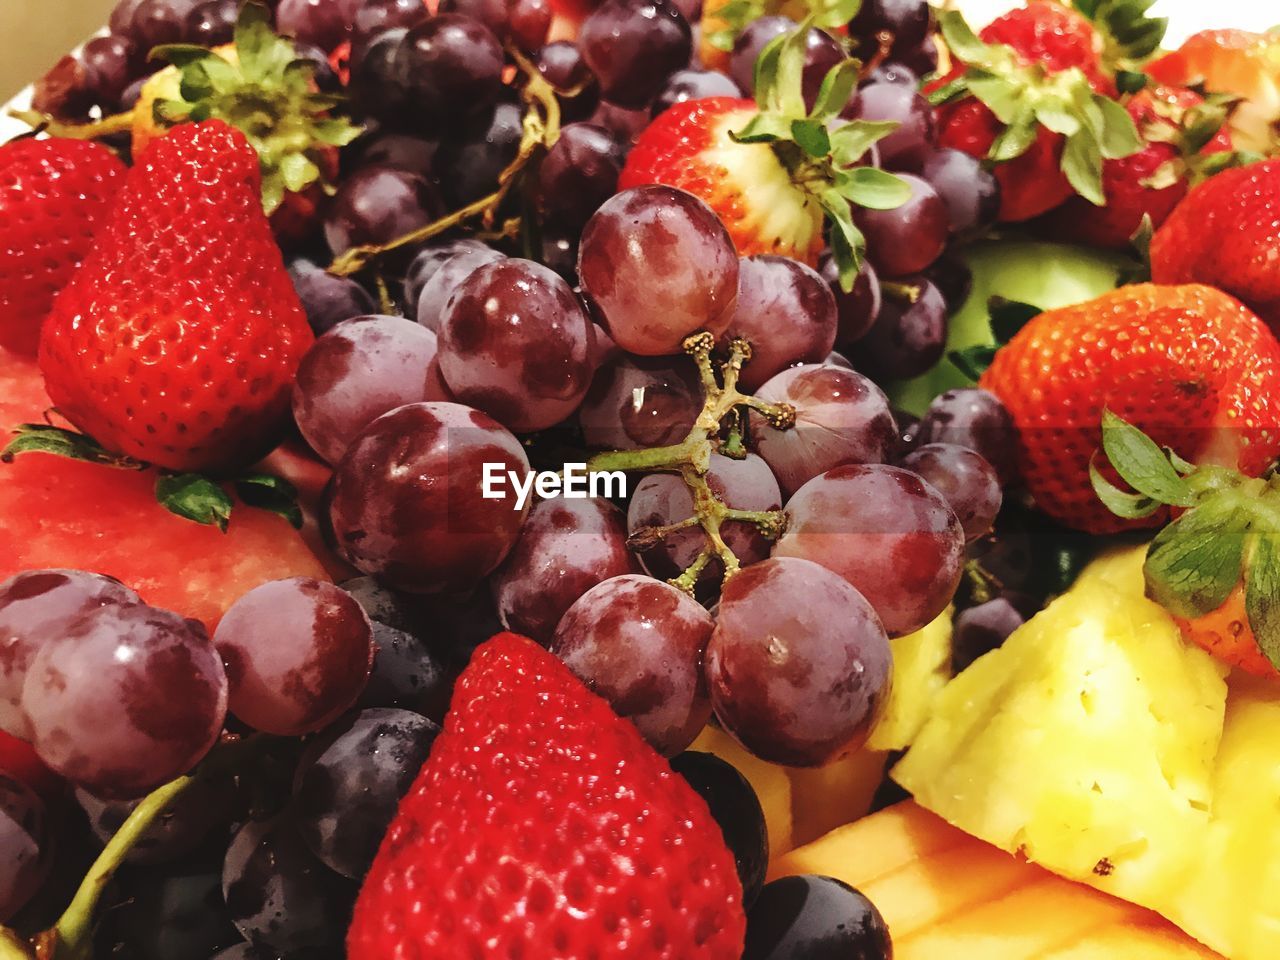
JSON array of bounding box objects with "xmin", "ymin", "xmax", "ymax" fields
[
  {"xmin": 8, "ymin": 108, "xmax": 137, "ymax": 141},
  {"xmin": 327, "ymin": 46, "xmax": 563, "ymax": 277},
  {"xmin": 586, "ymin": 334, "xmax": 795, "ymax": 593}
]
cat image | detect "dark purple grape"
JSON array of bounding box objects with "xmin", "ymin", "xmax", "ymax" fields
[
  {"xmin": 293, "ymin": 708, "xmax": 439, "ymax": 879},
  {"xmin": 744, "ymin": 875, "xmax": 892, "ymax": 960},
  {"xmin": 349, "ymin": 27, "xmax": 413, "ymax": 117},
  {"xmin": 537, "ymin": 123, "xmax": 627, "ymax": 230},
  {"xmin": 109, "ymin": 0, "xmax": 149, "ymax": 36},
  {"xmin": 96, "ymin": 859, "xmax": 242, "ymax": 960},
  {"xmin": 287, "ymin": 257, "xmax": 377, "ymax": 336},
  {"xmin": 921, "ymin": 147, "xmax": 1001, "ymax": 237},
  {"xmin": 843, "ymin": 83, "xmax": 936, "ymax": 172},
  {"xmin": 77, "ymin": 774, "xmax": 235, "ymax": 865},
  {"xmin": 400, "ymin": 15, "xmax": 505, "ymax": 125},
  {"xmin": 117, "ymin": 0, "xmax": 203, "ymax": 52},
  {"xmin": 323, "ymin": 165, "xmax": 445, "ymax": 256},
  {"xmin": 436, "ymin": 99, "xmax": 524, "ymax": 207},
  {"xmin": 652, "ymin": 67, "xmax": 742, "ymax": 117},
  {"xmin": 895, "ymin": 33, "xmax": 939, "ymax": 76},
  {"xmin": 275, "ymin": 0, "xmax": 362, "ymax": 50},
  {"xmin": 922, "ymin": 250, "xmax": 974, "ymax": 311},
  {"xmin": 579, "ymin": 0, "xmax": 692, "ymax": 109},
  {"xmin": 849, "ymin": 0, "xmax": 932, "ymax": 54},
  {"xmin": 952, "ymin": 596, "xmax": 1026, "ymax": 673},
  {"xmin": 855, "ymin": 174, "xmax": 948, "ymax": 277},
  {"xmin": 350, "ymin": 0, "xmax": 429, "ymax": 66},
  {"xmin": 819, "ymin": 253, "xmax": 882, "ymax": 348},
  {"xmin": 415, "ymin": 246, "xmax": 506, "ymax": 332},
  {"xmin": 536, "ymin": 41, "xmax": 600, "ymax": 124},
  {"xmin": 81, "ymin": 34, "xmax": 136, "ymax": 104},
  {"xmin": 550, "ymin": 575, "xmax": 714, "ymax": 755},
  {"xmin": 707, "ymin": 557, "xmax": 892, "ymax": 766},
  {"xmin": 671, "ymin": 0, "xmax": 701, "ymax": 21},
  {"xmin": 439, "ymin": 0, "xmax": 551, "ymax": 52},
  {"xmin": 729, "ymin": 16, "xmax": 791, "ymax": 93},
  {"xmin": 348, "ymin": 131, "xmax": 439, "ymax": 177},
  {"xmin": 917, "ymin": 388, "xmax": 1019, "ymax": 486},
  {"xmin": 900, "ymin": 443, "xmax": 1002, "ymax": 542},
  {"xmin": 33, "ymin": 34, "xmax": 136, "ymax": 120},
  {"xmin": 670, "ymin": 752, "xmax": 767, "ymax": 908},
  {"xmin": 0, "ymin": 774, "xmax": 47, "ymax": 922},
  {"xmin": 850, "ymin": 277, "xmax": 947, "ymax": 381},
  {"xmin": 292, "ymin": 40, "xmax": 341, "ymax": 91},
  {"xmin": 578, "ymin": 353, "xmax": 701, "ymax": 450},
  {"xmin": 185, "ymin": 0, "xmax": 239, "ymax": 45},
  {"xmin": 860, "ymin": 61, "xmax": 918, "ymax": 87},
  {"xmin": 355, "ymin": 617, "xmax": 454, "ymax": 723},
  {"xmin": 403, "ymin": 238, "xmax": 492, "ymax": 318},
  {"xmin": 587, "ymin": 100, "xmax": 652, "ymax": 142},
  {"xmin": 541, "ymin": 232, "xmax": 579, "ymax": 281}
]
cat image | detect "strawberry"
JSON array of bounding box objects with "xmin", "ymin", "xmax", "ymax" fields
[
  {"xmin": 38, "ymin": 120, "xmax": 314, "ymax": 474},
  {"xmin": 0, "ymin": 138, "xmax": 125, "ymax": 357},
  {"xmin": 348, "ymin": 632, "xmax": 745, "ymax": 959},
  {"xmin": 980, "ymin": 284, "xmax": 1280, "ymax": 534},
  {"xmin": 929, "ymin": 7, "xmax": 1140, "ymax": 222},
  {"xmin": 1151, "ymin": 158, "xmax": 1280, "ymax": 330},
  {"xmin": 1043, "ymin": 85, "xmax": 1236, "ymax": 249},
  {"xmin": 619, "ymin": 26, "xmax": 911, "ymax": 289}
]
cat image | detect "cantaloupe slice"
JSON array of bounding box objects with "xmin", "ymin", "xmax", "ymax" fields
[{"xmin": 691, "ymin": 725, "xmax": 794, "ymax": 859}]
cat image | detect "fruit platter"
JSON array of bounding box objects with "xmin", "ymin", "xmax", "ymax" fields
[{"xmin": 5, "ymin": 0, "xmax": 1280, "ymax": 956}]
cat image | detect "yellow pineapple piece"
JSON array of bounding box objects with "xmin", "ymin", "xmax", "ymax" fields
[
  {"xmin": 868, "ymin": 608, "xmax": 954, "ymax": 752},
  {"xmin": 690, "ymin": 724, "xmax": 793, "ymax": 858}
]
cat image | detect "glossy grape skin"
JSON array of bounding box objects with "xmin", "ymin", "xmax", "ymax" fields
[
  {"xmin": 744, "ymin": 875, "xmax": 892, "ymax": 960},
  {"xmin": 114, "ymin": 0, "xmax": 203, "ymax": 51},
  {"xmin": 287, "ymin": 257, "xmax": 376, "ymax": 336},
  {"xmin": 589, "ymin": 100, "xmax": 652, "ymax": 143},
  {"xmin": 820, "ymin": 254, "xmax": 882, "ymax": 348},
  {"xmin": 706, "ymin": 557, "xmax": 892, "ymax": 767},
  {"xmin": 222, "ymin": 815, "xmax": 356, "ymax": 953},
  {"xmin": 81, "ymin": 35, "xmax": 136, "ymax": 105},
  {"xmin": 77, "ymin": 774, "xmax": 235, "ymax": 864},
  {"xmin": 536, "ymin": 41, "xmax": 600, "ymax": 124},
  {"xmin": 491, "ymin": 497, "xmax": 639, "ymax": 645},
  {"xmin": 578, "ymin": 353, "xmax": 702, "ymax": 450},
  {"xmin": 350, "ymin": 0, "xmax": 429, "ymax": 65},
  {"xmin": 627, "ymin": 454, "xmax": 781, "ymax": 590},
  {"xmin": 96, "ymin": 860, "xmax": 243, "ymax": 960},
  {"xmin": 921, "ymin": 147, "xmax": 1001, "ymax": 237},
  {"xmin": 214, "ymin": 578, "xmax": 374, "ymax": 737},
  {"xmin": 0, "ymin": 774, "xmax": 46, "ymax": 922},
  {"xmin": 275, "ymin": 0, "xmax": 363, "ymax": 50},
  {"xmin": 723, "ymin": 256, "xmax": 838, "ymax": 392},
  {"xmin": 323, "ymin": 165, "xmax": 444, "ymax": 256},
  {"xmin": 670, "ymin": 751, "xmax": 767, "ymax": 908},
  {"xmin": 0, "ymin": 569, "xmax": 139, "ymax": 740},
  {"xmin": 346, "ymin": 129, "xmax": 439, "ymax": 174},
  {"xmin": 916, "ymin": 388, "xmax": 1019, "ymax": 486},
  {"xmin": 850, "ymin": 277, "xmax": 948, "ymax": 381},
  {"xmin": 752, "ymin": 364, "xmax": 897, "ymax": 499},
  {"xmin": 349, "ymin": 27, "xmax": 413, "ymax": 119},
  {"xmin": 855, "ymin": 174, "xmax": 948, "ymax": 277},
  {"xmin": 400, "ymin": 15, "xmax": 505, "ymax": 125},
  {"xmin": 293, "ymin": 708, "xmax": 439, "ymax": 879},
  {"xmin": 843, "ymin": 82, "xmax": 936, "ymax": 173},
  {"xmin": 537, "ymin": 123, "xmax": 627, "ymax": 231},
  {"xmin": 953, "ymin": 596, "xmax": 1027, "ymax": 673},
  {"xmin": 21, "ymin": 602, "xmax": 227, "ymax": 799},
  {"xmin": 186, "ymin": 0, "xmax": 239, "ymax": 45},
  {"xmin": 439, "ymin": 259, "xmax": 597, "ymax": 433},
  {"xmin": 900, "ymin": 443, "xmax": 1002, "ymax": 543},
  {"xmin": 579, "ymin": 0, "xmax": 691, "ymax": 109},
  {"xmin": 923, "ymin": 250, "xmax": 974, "ymax": 312},
  {"xmin": 774, "ymin": 464, "xmax": 965, "ymax": 637},
  {"xmin": 415, "ymin": 246, "xmax": 506, "ymax": 332},
  {"xmin": 861, "ymin": 61, "xmax": 918, "ymax": 87},
  {"xmin": 849, "ymin": 0, "xmax": 932, "ymax": 52},
  {"xmin": 437, "ymin": 99, "xmax": 524, "ymax": 206},
  {"xmin": 403, "ymin": 238, "xmax": 491, "ymax": 318},
  {"xmin": 579, "ymin": 186, "xmax": 739, "ymax": 355},
  {"xmin": 329, "ymin": 402, "xmax": 531, "ymax": 594},
  {"xmin": 438, "ymin": 0, "xmax": 551, "ymax": 52},
  {"xmin": 652, "ymin": 67, "xmax": 742, "ymax": 117},
  {"xmin": 728, "ymin": 16, "xmax": 790, "ymax": 93}
]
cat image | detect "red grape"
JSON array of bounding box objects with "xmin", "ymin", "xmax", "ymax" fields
[
  {"xmin": 920, "ymin": 147, "xmax": 1001, "ymax": 237},
  {"xmin": 653, "ymin": 67, "xmax": 742, "ymax": 118},
  {"xmin": 276, "ymin": 0, "xmax": 363, "ymax": 50},
  {"xmin": 842, "ymin": 83, "xmax": 937, "ymax": 173},
  {"xmin": 536, "ymin": 123, "xmax": 627, "ymax": 231},
  {"xmin": 854, "ymin": 174, "xmax": 948, "ymax": 277},
  {"xmin": 323, "ymin": 165, "xmax": 445, "ymax": 256},
  {"xmin": 287, "ymin": 257, "xmax": 376, "ymax": 336},
  {"xmin": 399, "ymin": 15, "xmax": 505, "ymax": 125},
  {"xmin": 820, "ymin": 253, "xmax": 882, "ymax": 348},
  {"xmin": 917, "ymin": 388, "xmax": 1019, "ymax": 486},
  {"xmin": 849, "ymin": 278, "xmax": 948, "ymax": 381},
  {"xmin": 579, "ymin": 0, "xmax": 691, "ymax": 109},
  {"xmin": 578, "ymin": 353, "xmax": 702, "ymax": 450},
  {"xmin": 415, "ymin": 246, "xmax": 505, "ymax": 332},
  {"xmin": 900, "ymin": 442, "xmax": 1003, "ymax": 542}
]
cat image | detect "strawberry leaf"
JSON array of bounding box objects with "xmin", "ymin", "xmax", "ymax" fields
[
  {"xmin": 829, "ymin": 120, "xmax": 898, "ymax": 166},
  {"xmin": 1115, "ymin": 69, "xmax": 1149, "ymax": 93},
  {"xmin": 1097, "ymin": 409, "xmax": 1197, "ymax": 507},
  {"xmin": 1077, "ymin": 0, "xmax": 1168, "ymax": 66},
  {"xmin": 1246, "ymin": 528, "xmax": 1280, "ymax": 669},
  {"xmin": 791, "ymin": 118, "xmax": 831, "ymax": 157},
  {"xmin": 810, "ymin": 58, "xmax": 861, "ymax": 122},
  {"xmin": 1144, "ymin": 498, "xmax": 1247, "ymax": 619},
  {"xmin": 235, "ymin": 473, "xmax": 304, "ymax": 529},
  {"xmin": 1094, "ymin": 94, "xmax": 1143, "ymax": 158},
  {"xmin": 729, "ymin": 113, "xmax": 792, "ymax": 143},
  {"xmin": 817, "ymin": 188, "xmax": 867, "ymax": 291},
  {"xmin": 1061, "ymin": 130, "xmax": 1106, "ymax": 205},
  {"xmin": 989, "ymin": 113, "xmax": 1039, "ymax": 161},
  {"xmin": 155, "ymin": 473, "xmax": 234, "ymax": 532},
  {"xmin": 837, "ymin": 166, "xmax": 912, "ymax": 209},
  {"xmin": 1, "ymin": 424, "xmax": 145, "ymax": 469},
  {"xmin": 937, "ymin": 10, "xmax": 994, "ymax": 66},
  {"xmin": 988, "ymin": 297, "xmax": 1041, "ymax": 342},
  {"xmin": 1089, "ymin": 456, "xmax": 1163, "ymax": 518},
  {"xmin": 948, "ymin": 345, "xmax": 998, "ymax": 381}
]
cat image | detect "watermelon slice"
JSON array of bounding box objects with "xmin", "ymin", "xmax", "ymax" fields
[{"xmin": 0, "ymin": 349, "xmax": 333, "ymax": 629}]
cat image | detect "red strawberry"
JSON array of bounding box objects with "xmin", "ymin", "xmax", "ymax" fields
[
  {"xmin": 1151, "ymin": 158, "xmax": 1280, "ymax": 331},
  {"xmin": 1043, "ymin": 85, "xmax": 1235, "ymax": 249},
  {"xmin": 0, "ymin": 138, "xmax": 125, "ymax": 357},
  {"xmin": 348, "ymin": 632, "xmax": 745, "ymax": 960},
  {"xmin": 38, "ymin": 120, "xmax": 314, "ymax": 473},
  {"xmin": 980, "ymin": 0, "xmax": 1109, "ymax": 91},
  {"xmin": 980, "ymin": 284, "xmax": 1280, "ymax": 534}
]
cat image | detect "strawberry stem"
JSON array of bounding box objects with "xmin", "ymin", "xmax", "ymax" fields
[{"xmin": 8, "ymin": 108, "xmax": 136, "ymax": 141}]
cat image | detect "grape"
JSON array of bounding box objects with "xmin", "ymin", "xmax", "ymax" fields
[
  {"xmin": 399, "ymin": 15, "xmax": 505, "ymax": 125},
  {"xmin": 578, "ymin": 353, "xmax": 702, "ymax": 449},
  {"xmin": 861, "ymin": 61, "xmax": 917, "ymax": 87},
  {"xmin": 536, "ymin": 41, "xmax": 600, "ymax": 124},
  {"xmin": 438, "ymin": 259, "xmax": 597, "ymax": 433},
  {"xmin": 822, "ymin": 349, "xmax": 855, "ymax": 369},
  {"xmin": 349, "ymin": 27, "xmax": 413, "ymax": 118},
  {"xmin": 900, "ymin": 442, "xmax": 1002, "ymax": 542},
  {"xmin": 0, "ymin": 774, "xmax": 46, "ymax": 922},
  {"xmin": 855, "ymin": 174, "xmax": 948, "ymax": 276},
  {"xmin": 77, "ymin": 774, "xmax": 235, "ymax": 864},
  {"xmin": 286, "ymin": 257, "xmax": 377, "ymax": 336},
  {"xmin": 849, "ymin": 277, "xmax": 947, "ymax": 381},
  {"xmin": 627, "ymin": 454, "xmax": 781, "ymax": 590},
  {"xmin": 917, "ymin": 388, "xmax": 1019, "ymax": 485},
  {"xmin": 437, "ymin": 99, "xmax": 525, "ymax": 206},
  {"xmin": 550, "ymin": 575, "xmax": 714, "ymax": 755},
  {"xmin": 536, "ymin": 123, "xmax": 627, "ymax": 231},
  {"xmin": 491, "ymin": 497, "xmax": 639, "ymax": 645},
  {"xmin": 275, "ymin": 0, "xmax": 362, "ymax": 51},
  {"xmin": 728, "ymin": 17, "xmax": 790, "ymax": 94},
  {"xmin": 213, "ymin": 577, "xmax": 373, "ymax": 736},
  {"xmin": 415, "ymin": 246, "xmax": 505, "ymax": 332},
  {"xmin": 186, "ymin": 0, "xmax": 239, "ymax": 45},
  {"xmin": 222, "ymin": 815, "xmax": 355, "ymax": 952},
  {"xmin": 350, "ymin": 132, "xmax": 440, "ymax": 177},
  {"xmin": 953, "ymin": 596, "xmax": 1026, "ymax": 674},
  {"xmin": 350, "ymin": 0, "xmax": 429, "ymax": 66},
  {"xmin": 579, "ymin": 186, "xmax": 739, "ymax": 355},
  {"xmin": 438, "ymin": 0, "xmax": 551, "ymax": 52},
  {"xmin": 773, "ymin": 463, "xmax": 965, "ymax": 637},
  {"xmin": 843, "ymin": 83, "xmax": 936, "ymax": 173},
  {"xmin": 751, "ymin": 364, "xmax": 897, "ymax": 498},
  {"xmin": 293, "ymin": 315, "xmax": 440, "ymax": 465},
  {"xmin": 723, "ymin": 256, "xmax": 838, "ymax": 392},
  {"xmin": 96, "ymin": 860, "xmax": 243, "ymax": 960},
  {"xmin": 116, "ymin": 0, "xmax": 203, "ymax": 52},
  {"xmin": 323, "ymin": 165, "xmax": 444, "ymax": 256},
  {"xmin": 579, "ymin": 0, "xmax": 691, "ymax": 108},
  {"xmin": 653, "ymin": 67, "xmax": 742, "ymax": 117},
  {"xmin": 818, "ymin": 253, "xmax": 882, "ymax": 349},
  {"xmin": 897, "ymin": 34, "xmax": 939, "ymax": 76},
  {"xmin": 416, "ymin": 588, "xmax": 504, "ymax": 668},
  {"xmin": 706, "ymin": 557, "xmax": 892, "ymax": 766},
  {"xmin": 211, "ymin": 945, "xmax": 288, "ymax": 960},
  {"xmin": 922, "ymin": 249, "xmax": 974, "ymax": 311},
  {"xmin": 329, "ymin": 402, "xmax": 531, "ymax": 593},
  {"xmin": 81, "ymin": 35, "xmax": 136, "ymax": 104},
  {"xmin": 848, "ymin": 0, "xmax": 932, "ymax": 53},
  {"xmin": 293, "ymin": 708, "xmax": 438, "ymax": 879},
  {"xmin": 894, "ymin": 406, "xmax": 922, "ymax": 458},
  {"xmin": 291, "ymin": 40, "xmax": 341, "ymax": 92},
  {"xmin": 109, "ymin": 0, "xmax": 149, "ymax": 36},
  {"xmin": 744, "ymin": 875, "xmax": 892, "ymax": 960},
  {"xmin": 0, "ymin": 569, "xmax": 139, "ymax": 739},
  {"xmin": 670, "ymin": 752, "xmax": 767, "ymax": 908},
  {"xmin": 33, "ymin": 33, "xmax": 137, "ymax": 121},
  {"xmin": 588, "ymin": 101, "xmax": 653, "ymax": 142},
  {"xmin": 403, "ymin": 238, "xmax": 491, "ymax": 318},
  {"xmin": 21, "ymin": 602, "xmax": 227, "ymax": 799},
  {"xmin": 921, "ymin": 147, "xmax": 1001, "ymax": 237},
  {"xmin": 541, "ymin": 232, "xmax": 580, "ymax": 281}
]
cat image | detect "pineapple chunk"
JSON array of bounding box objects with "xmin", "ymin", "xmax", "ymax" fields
[
  {"xmin": 690, "ymin": 725, "xmax": 794, "ymax": 858},
  {"xmin": 868, "ymin": 608, "xmax": 954, "ymax": 752}
]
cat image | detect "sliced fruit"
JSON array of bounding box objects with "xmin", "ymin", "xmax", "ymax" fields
[
  {"xmin": 691, "ymin": 724, "xmax": 794, "ymax": 859},
  {"xmin": 868, "ymin": 607, "xmax": 954, "ymax": 752},
  {"xmin": 787, "ymin": 748, "xmax": 887, "ymax": 848}
]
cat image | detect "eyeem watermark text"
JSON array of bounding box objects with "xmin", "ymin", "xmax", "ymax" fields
[{"xmin": 482, "ymin": 463, "xmax": 627, "ymax": 510}]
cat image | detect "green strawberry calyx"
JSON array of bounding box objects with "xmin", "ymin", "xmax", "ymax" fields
[
  {"xmin": 1071, "ymin": 0, "xmax": 1167, "ymax": 71},
  {"xmin": 731, "ymin": 22, "xmax": 912, "ymax": 291},
  {"xmin": 929, "ymin": 9, "xmax": 1142, "ymax": 206},
  {"xmin": 706, "ymin": 0, "xmax": 860, "ymax": 54},
  {"xmin": 1091, "ymin": 408, "xmax": 1280, "ymax": 668},
  {"xmin": 150, "ymin": 0, "xmax": 362, "ymax": 214}
]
